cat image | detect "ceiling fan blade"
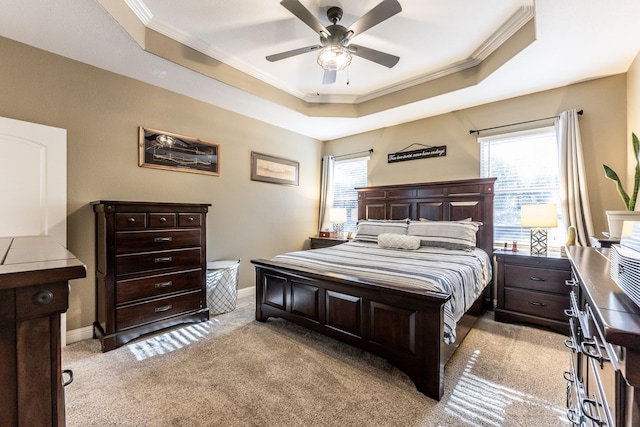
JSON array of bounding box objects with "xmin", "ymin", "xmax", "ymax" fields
[
  {"xmin": 349, "ymin": 44, "xmax": 399, "ymax": 68},
  {"xmin": 280, "ymin": 0, "xmax": 331, "ymax": 37},
  {"xmin": 346, "ymin": 0, "xmax": 402, "ymax": 38},
  {"xmin": 322, "ymin": 70, "xmax": 336, "ymax": 85},
  {"xmin": 266, "ymin": 45, "xmax": 321, "ymax": 62}
]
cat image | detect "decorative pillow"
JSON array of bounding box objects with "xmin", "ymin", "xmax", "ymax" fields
[
  {"xmin": 377, "ymin": 233, "xmax": 421, "ymax": 250},
  {"xmin": 354, "ymin": 219, "xmax": 409, "ymax": 242},
  {"xmin": 408, "ymin": 221, "xmax": 481, "ymax": 250}
]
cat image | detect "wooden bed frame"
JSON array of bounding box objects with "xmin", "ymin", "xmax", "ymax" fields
[{"xmin": 251, "ymin": 178, "xmax": 496, "ymax": 400}]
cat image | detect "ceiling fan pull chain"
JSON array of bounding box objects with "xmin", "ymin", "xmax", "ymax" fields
[{"xmin": 347, "ymin": 68, "xmax": 350, "ymax": 85}]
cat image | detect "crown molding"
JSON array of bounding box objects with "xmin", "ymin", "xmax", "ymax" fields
[{"xmin": 129, "ymin": 2, "xmax": 534, "ymax": 106}]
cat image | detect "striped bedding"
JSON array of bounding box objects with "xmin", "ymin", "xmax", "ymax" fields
[{"xmin": 272, "ymin": 241, "xmax": 492, "ymax": 344}]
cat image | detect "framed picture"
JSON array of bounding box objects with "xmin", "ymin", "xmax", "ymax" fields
[
  {"xmin": 251, "ymin": 151, "xmax": 299, "ymax": 186},
  {"xmin": 139, "ymin": 127, "xmax": 220, "ymax": 176}
]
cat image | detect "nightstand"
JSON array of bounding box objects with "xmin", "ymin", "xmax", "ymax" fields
[
  {"xmin": 494, "ymin": 250, "xmax": 571, "ymax": 335},
  {"xmin": 309, "ymin": 236, "xmax": 348, "ymax": 249},
  {"xmin": 589, "ymin": 236, "xmax": 620, "ymax": 248}
]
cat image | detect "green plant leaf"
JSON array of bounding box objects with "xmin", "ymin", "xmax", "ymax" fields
[
  {"xmin": 604, "ymin": 164, "xmax": 631, "ymax": 210},
  {"xmin": 603, "ymin": 132, "xmax": 640, "ymax": 211}
]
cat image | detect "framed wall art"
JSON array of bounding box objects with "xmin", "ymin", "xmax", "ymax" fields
[
  {"xmin": 139, "ymin": 127, "xmax": 220, "ymax": 176},
  {"xmin": 251, "ymin": 151, "xmax": 299, "ymax": 186}
]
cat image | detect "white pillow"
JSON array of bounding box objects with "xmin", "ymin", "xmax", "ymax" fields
[
  {"xmin": 408, "ymin": 221, "xmax": 481, "ymax": 250},
  {"xmin": 377, "ymin": 233, "xmax": 421, "ymax": 250},
  {"xmin": 354, "ymin": 219, "xmax": 409, "ymax": 242}
]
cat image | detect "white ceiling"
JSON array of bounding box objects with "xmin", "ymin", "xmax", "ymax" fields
[{"xmin": 2, "ymin": 0, "xmax": 640, "ymax": 141}]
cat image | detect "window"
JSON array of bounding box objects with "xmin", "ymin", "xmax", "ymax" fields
[
  {"xmin": 332, "ymin": 156, "xmax": 368, "ymax": 233},
  {"xmin": 479, "ymin": 126, "xmax": 565, "ymax": 250}
]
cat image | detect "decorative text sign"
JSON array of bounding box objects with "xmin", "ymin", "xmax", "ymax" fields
[{"xmin": 387, "ymin": 146, "xmax": 447, "ymax": 163}]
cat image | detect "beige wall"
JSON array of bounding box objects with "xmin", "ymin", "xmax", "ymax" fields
[
  {"xmin": 628, "ymin": 50, "xmax": 640, "ymax": 209},
  {"xmin": 0, "ymin": 33, "xmax": 634, "ymax": 332},
  {"xmin": 324, "ymin": 74, "xmax": 629, "ymax": 239},
  {"xmin": 0, "ymin": 37, "xmax": 321, "ymax": 331}
]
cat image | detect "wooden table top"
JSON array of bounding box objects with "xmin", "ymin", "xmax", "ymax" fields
[{"xmin": 0, "ymin": 236, "xmax": 86, "ymax": 289}]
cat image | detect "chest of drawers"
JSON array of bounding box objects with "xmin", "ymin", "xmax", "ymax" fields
[
  {"xmin": 494, "ymin": 250, "xmax": 571, "ymax": 335},
  {"xmin": 92, "ymin": 201, "xmax": 210, "ymax": 352},
  {"xmin": 564, "ymin": 246, "xmax": 640, "ymax": 426}
]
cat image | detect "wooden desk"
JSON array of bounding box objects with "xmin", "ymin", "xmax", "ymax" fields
[{"xmin": 0, "ymin": 236, "xmax": 86, "ymax": 427}]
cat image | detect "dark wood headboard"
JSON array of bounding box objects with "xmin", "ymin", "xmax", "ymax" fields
[{"xmin": 355, "ymin": 178, "xmax": 496, "ymax": 254}]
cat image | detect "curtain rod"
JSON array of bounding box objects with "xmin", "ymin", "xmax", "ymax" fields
[
  {"xmin": 333, "ymin": 148, "xmax": 373, "ymax": 159},
  {"xmin": 469, "ymin": 110, "xmax": 583, "ymax": 135}
]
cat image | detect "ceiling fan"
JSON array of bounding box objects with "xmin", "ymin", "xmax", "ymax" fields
[{"xmin": 266, "ymin": 0, "xmax": 402, "ymax": 85}]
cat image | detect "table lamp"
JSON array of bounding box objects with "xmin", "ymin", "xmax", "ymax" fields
[
  {"xmin": 521, "ymin": 203, "xmax": 558, "ymax": 255},
  {"xmin": 329, "ymin": 207, "xmax": 347, "ymax": 238}
]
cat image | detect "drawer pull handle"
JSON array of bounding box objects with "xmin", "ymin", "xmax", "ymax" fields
[
  {"xmin": 127, "ymin": 217, "xmax": 136, "ymax": 223},
  {"xmin": 528, "ymin": 301, "xmax": 546, "ymax": 307},
  {"xmin": 155, "ymin": 281, "xmax": 173, "ymax": 288},
  {"xmin": 154, "ymin": 257, "xmax": 173, "ymax": 263},
  {"xmin": 565, "ymin": 279, "xmax": 578, "ymax": 287},
  {"xmin": 154, "ymin": 237, "xmax": 173, "ymax": 242},
  {"xmin": 33, "ymin": 290, "xmax": 54, "ymax": 305},
  {"xmin": 155, "ymin": 304, "xmax": 173, "ymax": 313},
  {"xmin": 62, "ymin": 369, "xmax": 74, "ymax": 387},
  {"xmin": 581, "ymin": 340, "xmax": 608, "ymax": 365},
  {"xmin": 159, "ymin": 217, "xmax": 167, "ymax": 223},
  {"xmin": 566, "ymin": 408, "xmax": 581, "ymax": 425},
  {"xmin": 580, "ymin": 398, "xmax": 604, "ymax": 424},
  {"xmin": 529, "ymin": 276, "xmax": 546, "ymax": 282}
]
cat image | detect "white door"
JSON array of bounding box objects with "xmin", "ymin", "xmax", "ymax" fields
[{"xmin": 0, "ymin": 116, "xmax": 68, "ymax": 344}]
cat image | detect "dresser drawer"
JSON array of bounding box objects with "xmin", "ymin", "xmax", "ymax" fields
[
  {"xmin": 116, "ymin": 269, "xmax": 202, "ymax": 304},
  {"xmin": 15, "ymin": 282, "xmax": 69, "ymax": 319},
  {"xmin": 115, "ymin": 229, "xmax": 201, "ymax": 253},
  {"xmin": 116, "ymin": 248, "xmax": 202, "ymax": 276},
  {"xmin": 504, "ymin": 264, "xmax": 571, "ymax": 294},
  {"xmin": 179, "ymin": 213, "xmax": 202, "ymax": 227},
  {"xmin": 116, "ymin": 213, "xmax": 147, "ymax": 230},
  {"xmin": 116, "ymin": 290, "xmax": 203, "ymax": 331},
  {"xmin": 149, "ymin": 213, "xmax": 176, "ymax": 228},
  {"xmin": 504, "ymin": 288, "xmax": 569, "ymax": 321}
]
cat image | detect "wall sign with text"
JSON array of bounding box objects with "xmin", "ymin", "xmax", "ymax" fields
[{"xmin": 387, "ymin": 145, "xmax": 447, "ymax": 163}]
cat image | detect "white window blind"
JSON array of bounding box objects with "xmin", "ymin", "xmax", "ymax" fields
[
  {"xmin": 332, "ymin": 156, "xmax": 368, "ymax": 233},
  {"xmin": 479, "ymin": 126, "xmax": 566, "ymax": 250}
]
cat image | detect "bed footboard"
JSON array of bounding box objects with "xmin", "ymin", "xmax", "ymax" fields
[{"xmin": 252, "ymin": 259, "xmax": 456, "ymax": 400}]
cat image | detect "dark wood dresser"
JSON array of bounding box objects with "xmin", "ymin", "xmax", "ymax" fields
[
  {"xmin": 565, "ymin": 246, "xmax": 640, "ymax": 426},
  {"xmin": 494, "ymin": 250, "xmax": 572, "ymax": 335},
  {"xmin": 0, "ymin": 236, "xmax": 86, "ymax": 427},
  {"xmin": 92, "ymin": 201, "xmax": 210, "ymax": 352}
]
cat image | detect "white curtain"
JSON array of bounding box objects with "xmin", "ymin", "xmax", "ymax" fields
[
  {"xmin": 556, "ymin": 109, "xmax": 594, "ymax": 246},
  {"xmin": 318, "ymin": 156, "xmax": 335, "ymax": 233}
]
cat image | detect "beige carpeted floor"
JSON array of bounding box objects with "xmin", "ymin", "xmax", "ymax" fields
[{"xmin": 63, "ymin": 294, "xmax": 572, "ymax": 426}]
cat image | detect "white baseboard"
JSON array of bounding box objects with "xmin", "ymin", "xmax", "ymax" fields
[
  {"xmin": 237, "ymin": 286, "xmax": 255, "ymax": 299},
  {"xmin": 65, "ymin": 286, "xmax": 256, "ymax": 346},
  {"xmin": 66, "ymin": 325, "xmax": 94, "ymax": 345}
]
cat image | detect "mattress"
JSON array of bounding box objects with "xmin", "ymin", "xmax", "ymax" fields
[{"xmin": 272, "ymin": 241, "xmax": 492, "ymax": 344}]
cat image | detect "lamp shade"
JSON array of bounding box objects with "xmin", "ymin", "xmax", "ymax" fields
[
  {"xmin": 520, "ymin": 204, "xmax": 558, "ymax": 228},
  {"xmin": 329, "ymin": 207, "xmax": 347, "ymax": 223}
]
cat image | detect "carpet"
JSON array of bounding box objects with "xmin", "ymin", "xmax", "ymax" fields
[{"xmin": 63, "ymin": 295, "xmax": 571, "ymax": 426}]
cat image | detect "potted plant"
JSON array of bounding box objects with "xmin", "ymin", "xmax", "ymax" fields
[{"xmin": 603, "ymin": 132, "xmax": 640, "ymax": 238}]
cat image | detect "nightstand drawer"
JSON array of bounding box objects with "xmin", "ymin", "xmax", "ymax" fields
[
  {"xmin": 504, "ymin": 288, "xmax": 569, "ymax": 321},
  {"xmin": 504, "ymin": 264, "xmax": 571, "ymax": 294}
]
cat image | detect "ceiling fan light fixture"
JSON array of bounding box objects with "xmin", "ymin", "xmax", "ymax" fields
[{"xmin": 317, "ymin": 45, "xmax": 352, "ymax": 71}]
